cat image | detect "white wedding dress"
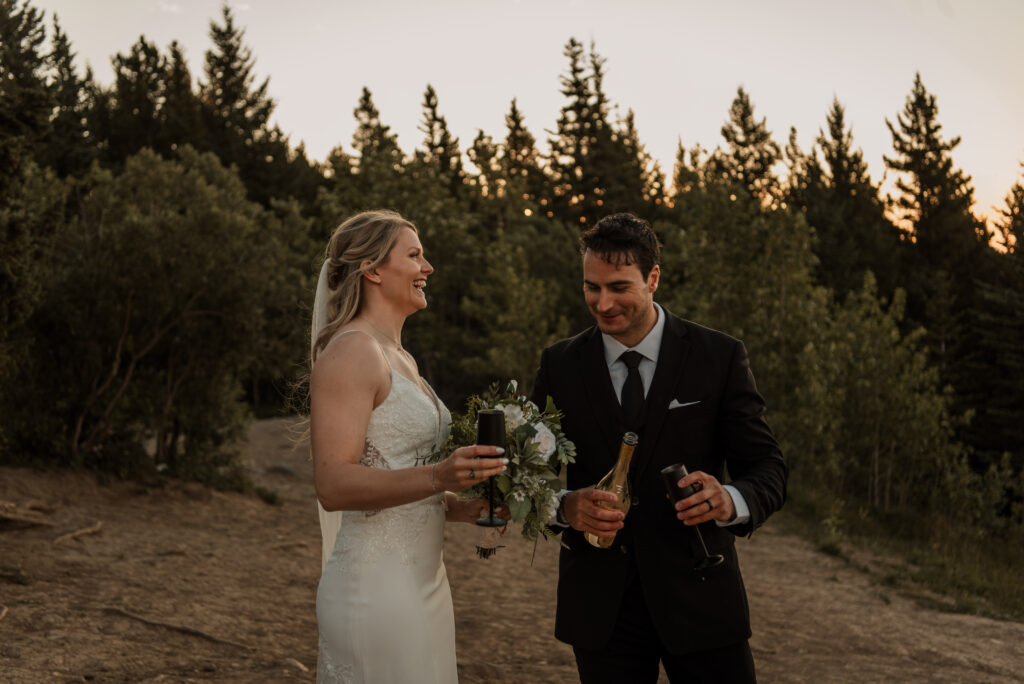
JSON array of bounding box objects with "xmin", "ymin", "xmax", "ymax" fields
[{"xmin": 316, "ymin": 364, "xmax": 455, "ymax": 684}]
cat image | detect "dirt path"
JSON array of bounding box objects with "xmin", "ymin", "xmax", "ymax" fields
[{"xmin": 2, "ymin": 417, "xmax": 1022, "ymax": 683}]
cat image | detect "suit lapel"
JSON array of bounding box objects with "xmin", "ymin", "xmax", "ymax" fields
[
  {"xmin": 635, "ymin": 312, "xmax": 691, "ymax": 474},
  {"xmin": 580, "ymin": 328, "xmax": 621, "ymax": 468}
]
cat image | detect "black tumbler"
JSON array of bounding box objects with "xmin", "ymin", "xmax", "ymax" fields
[
  {"xmin": 660, "ymin": 462, "xmax": 724, "ymax": 570},
  {"xmin": 661, "ymin": 462, "xmax": 699, "ymax": 503},
  {"xmin": 475, "ymin": 409, "xmax": 508, "ymax": 527}
]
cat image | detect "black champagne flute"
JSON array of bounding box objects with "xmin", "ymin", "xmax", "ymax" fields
[
  {"xmin": 475, "ymin": 409, "xmax": 509, "ymax": 527},
  {"xmin": 660, "ymin": 463, "xmax": 725, "ymax": 570}
]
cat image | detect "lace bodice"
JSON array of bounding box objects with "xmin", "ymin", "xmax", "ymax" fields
[
  {"xmin": 326, "ymin": 370, "xmax": 451, "ymax": 567},
  {"xmin": 363, "ymin": 370, "xmax": 450, "ymax": 471}
]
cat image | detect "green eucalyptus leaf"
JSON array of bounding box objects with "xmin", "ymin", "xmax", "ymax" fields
[
  {"xmin": 509, "ymin": 497, "xmax": 531, "ymax": 521},
  {"xmin": 513, "ymin": 423, "xmax": 537, "ymax": 441}
]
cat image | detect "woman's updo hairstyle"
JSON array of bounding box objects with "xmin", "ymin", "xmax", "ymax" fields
[{"xmin": 312, "ymin": 210, "xmax": 416, "ymax": 362}]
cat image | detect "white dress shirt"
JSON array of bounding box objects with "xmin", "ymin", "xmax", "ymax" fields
[{"xmin": 600, "ymin": 303, "xmax": 750, "ymax": 527}]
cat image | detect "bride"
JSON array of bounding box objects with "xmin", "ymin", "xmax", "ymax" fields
[{"xmin": 310, "ymin": 210, "xmax": 507, "ymax": 683}]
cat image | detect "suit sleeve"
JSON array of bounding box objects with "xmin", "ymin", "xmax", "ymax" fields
[{"xmin": 718, "ymin": 340, "xmax": 788, "ymax": 537}]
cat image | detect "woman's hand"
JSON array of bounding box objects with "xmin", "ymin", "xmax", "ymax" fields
[
  {"xmin": 432, "ymin": 445, "xmax": 507, "ymax": 493},
  {"xmin": 445, "ymin": 496, "xmax": 510, "ymax": 524}
]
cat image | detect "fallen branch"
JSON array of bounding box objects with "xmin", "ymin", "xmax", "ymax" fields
[
  {"xmin": 0, "ymin": 605, "xmax": 8, "ymax": 622},
  {"xmin": 24, "ymin": 500, "xmax": 55, "ymax": 513},
  {"xmin": 284, "ymin": 658, "xmax": 309, "ymax": 672},
  {"xmin": 0, "ymin": 509, "xmax": 56, "ymax": 527},
  {"xmin": 104, "ymin": 607, "xmax": 253, "ymax": 651},
  {"xmin": 267, "ymin": 540, "xmax": 309, "ymax": 551},
  {"xmin": 54, "ymin": 521, "xmax": 103, "ymax": 544}
]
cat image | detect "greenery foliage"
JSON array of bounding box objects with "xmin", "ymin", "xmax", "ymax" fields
[
  {"xmin": 1, "ymin": 0, "xmax": 1021, "ymax": 614},
  {"xmin": 429, "ymin": 381, "xmax": 576, "ymax": 552}
]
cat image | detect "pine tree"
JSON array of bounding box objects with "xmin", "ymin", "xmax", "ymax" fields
[
  {"xmin": 619, "ymin": 110, "xmax": 665, "ymax": 205},
  {"xmin": 545, "ymin": 37, "xmax": 591, "ymax": 225},
  {"xmin": 467, "ymin": 130, "xmax": 500, "ymax": 201},
  {"xmin": 200, "ymin": 4, "xmax": 272, "ymax": 151},
  {"xmin": 0, "ymin": 0, "xmax": 53, "ymax": 183},
  {"xmin": 0, "ymin": 0, "xmax": 61, "ymax": 409},
  {"xmin": 965, "ymin": 171, "xmax": 1024, "ymax": 468},
  {"xmin": 884, "ymin": 73, "xmax": 997, "ymax": 470},
  {"xmin": 668, "ymin": 141, "xmax": 705, "ymax": 199},
  {"xmin": 199, "ymin": 3, "xmax": 287, "ymax": 205},
  {"xmin": 884, "ymin": 72, "xmax": 988, "ymax": 328},
  {"xmin": 709, "ymin": 87, "xmax": 781, "ymax": 203},
  {"xmin": 346, "ymin": 87, "xmax": 404, "ymax": 207},
  {"xmin": 996, "ymin": 163, "xmax": 1024, "ymax": 254},
  {"xmin": 418, "ymin": 84, "xmax": 463, "ymax": 197},
  {"xmin": 42, "ymin": 15, "xmax": 94, "ymax": 177},
  {"xmin": 501, "ymin": 98, "xmax": 546, "ymax": 205},
  {"xmin": 464, "ymin": 102, "xmax": 584, "ymax": 339},
  {"xmin": 885, "ymin": 74, "xmax": 988, "ymax": 264},
  {"xmin": 787, "ymin": 98, "xmax": 901, "ymax": 297},
  {"xmin": 99, "ymin": 35, "xmax": 164, "ymax": 163},
  {"xmin": 159, "ymin": 40, "xmax": 203, "ymax": 154},
  {"xmin": 545, "ymin": 39, "xmax": 656, "ymax": 227}
]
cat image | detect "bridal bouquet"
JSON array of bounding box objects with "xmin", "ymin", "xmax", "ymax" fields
[{"xmin": 434, "ymin": 380, "xmax": 576, "ymax": 558}]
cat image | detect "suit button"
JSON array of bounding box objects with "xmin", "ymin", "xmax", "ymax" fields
[
  {"xmin": 632, "ymin": 496, "xmax": 641, "ymax": 507},
  {"xmin": 620, "ymin": 545, "xmax": 628, "ymax": 555}
]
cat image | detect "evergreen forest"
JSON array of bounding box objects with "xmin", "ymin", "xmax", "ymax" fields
[{"xmin": 2, "ymin": 2, "xmax": 1022, "ymax": 618}]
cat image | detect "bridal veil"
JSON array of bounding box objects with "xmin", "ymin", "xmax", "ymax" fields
[{"xmin": 311, "ymin": 259, "xmax": 343, "ymax": 571}]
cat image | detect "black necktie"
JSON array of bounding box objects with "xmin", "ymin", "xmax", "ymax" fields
[{"xmin": 619, "ymin": 351, "xmax": 645, "ymax": 429}]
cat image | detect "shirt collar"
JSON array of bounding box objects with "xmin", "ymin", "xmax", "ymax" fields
[{"xmin": 602, "ymin": 302, "xmax": 665, "ymax": 367}]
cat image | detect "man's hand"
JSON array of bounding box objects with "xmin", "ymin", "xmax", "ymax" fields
[
  {"xmin": 675, "ymin": 470, "xmax": 735, "ymax": 525},
  {"xmin": 563, "ymin": 487, "xmax": 624, "ymax": 538}
]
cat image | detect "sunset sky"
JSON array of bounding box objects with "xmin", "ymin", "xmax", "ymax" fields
[{"xmin": 31, "ymin": 0, "xmax": 1024, "ymax": 225}]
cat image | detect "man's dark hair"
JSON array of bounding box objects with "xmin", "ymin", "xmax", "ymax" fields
[{"xmin": 579, "ymin": 213, "xmax": 661, "ymax": 279}]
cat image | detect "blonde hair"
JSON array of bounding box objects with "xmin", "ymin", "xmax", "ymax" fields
[{"xmin": 312, "ymin": 210, "xmax": 416, "ymax": 363}]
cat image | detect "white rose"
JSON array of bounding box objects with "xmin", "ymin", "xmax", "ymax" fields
[
  {"xmin": 499, "ymin": 404, "xmax": 526, "ymax": 430},
  {"xmin": 529, "ymin": 423, "xmax": 557, "ymax": 459}
]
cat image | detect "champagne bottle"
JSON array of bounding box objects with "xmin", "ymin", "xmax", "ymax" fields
[{"xmin": 585, "ymin": 432, "xmax": 639, "ymax": 549}]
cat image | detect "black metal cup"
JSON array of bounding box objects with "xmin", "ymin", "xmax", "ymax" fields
[
  {"xmin": 476, "ymin": 409, "xmax": 506, "ymax": 449},
  {"xmin": 661, "ymin": 462, "xmax": 697, "ymax": 502},
  {"xmin": 475, "ymin": 409, "xmax": 508, "ymax": 527},
  {"xmin": 660, "ymin": 462, "xmax": 723, "ymax": 570}
]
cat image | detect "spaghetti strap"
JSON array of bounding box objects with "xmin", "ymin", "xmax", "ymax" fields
[{"xmin": 335, "ymin": 329, "xmax": 392, "ymax": 372}]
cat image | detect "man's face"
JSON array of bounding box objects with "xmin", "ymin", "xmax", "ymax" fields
[{"xmin": 582, "ymin": 249, "xmax": 660, "ymax": 347}]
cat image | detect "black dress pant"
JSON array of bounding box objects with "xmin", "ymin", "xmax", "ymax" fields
[{"xmin": 572, "ymin": 573, "xmax": 756, "ymax": 684}]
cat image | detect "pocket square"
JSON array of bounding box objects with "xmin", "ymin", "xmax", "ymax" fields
[{"xmin": 668, "ymin": 399, "xmax": 701, "ymax": 409}]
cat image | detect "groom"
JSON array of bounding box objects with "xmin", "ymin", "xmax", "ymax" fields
[{"xmin": 530, "ymin": 213, "xmax": 787, "ymax": 683}]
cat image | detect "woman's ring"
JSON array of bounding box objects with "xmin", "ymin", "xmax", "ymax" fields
[{"xmin": 469, "ymin": 469, "xmax": 475, "ymax": 479}]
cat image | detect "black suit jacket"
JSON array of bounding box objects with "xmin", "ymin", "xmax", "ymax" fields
[{"xmin": 530, "ymin": 307, "xmax": 787, "ymax": 654}]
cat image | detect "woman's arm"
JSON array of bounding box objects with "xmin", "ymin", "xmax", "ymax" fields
[{"xmin": 312, "ymin": 332, "xmax": 506, "ymax": 512}]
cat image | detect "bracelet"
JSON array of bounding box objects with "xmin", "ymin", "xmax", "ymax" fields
[{"xmin": 430, "ymin": 464, "xmax": 439, "ymax": 493}]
